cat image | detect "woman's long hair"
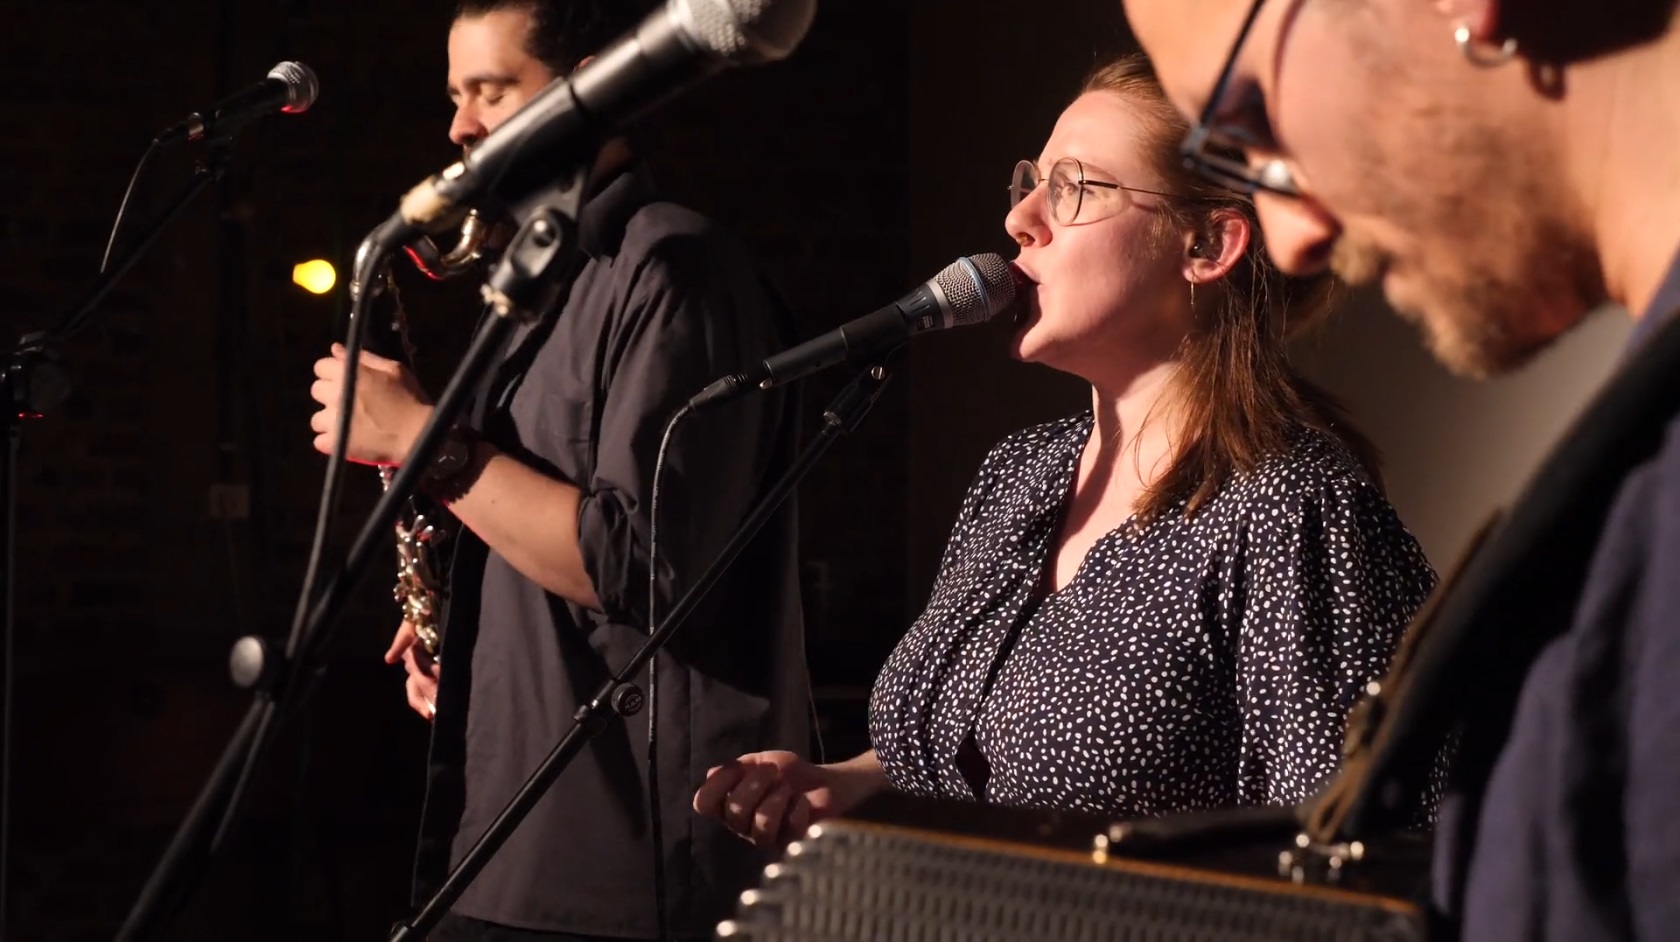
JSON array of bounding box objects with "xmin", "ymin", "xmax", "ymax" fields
[{"xmin": 1086, "ymin": 54, "xmax": 1383, "ymax": 520}]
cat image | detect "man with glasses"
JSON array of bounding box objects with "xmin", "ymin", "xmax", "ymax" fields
[{"xmin": 1124, "ymin": 0, "xmax": 1680, "ymax": 937}]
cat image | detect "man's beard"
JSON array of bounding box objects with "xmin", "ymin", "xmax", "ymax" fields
[
  {"xmin": 1329, "ymin": 236, "xmax": 1386, "ymax": 288},
  {"xmin": 1325, "ymin": 235, "xmax": 1491, "ymax": 372},
  {"xmin": 1329, "ymin": 228, "xmax": 1597, "ymax": 380}
]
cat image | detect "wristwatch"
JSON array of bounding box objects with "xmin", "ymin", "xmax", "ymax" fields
[{"xmin": 422, "ymin": 426, "xmax": 481, "ymax": 499}]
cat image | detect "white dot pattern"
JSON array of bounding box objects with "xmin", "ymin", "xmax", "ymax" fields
[{"xmin": 869, "ymin": 412, "xmax": 1438, "ymax": 819}]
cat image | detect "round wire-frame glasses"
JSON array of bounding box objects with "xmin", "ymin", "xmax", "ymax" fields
[{"xmin": 1010, "ymin": 157, "xmax": 1184, "ymax": 226}]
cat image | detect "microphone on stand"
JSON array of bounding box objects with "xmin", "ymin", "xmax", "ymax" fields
[
  {"xmin": 688, "ymin": 252, "xmax": 1020, "ymax": 410},
  {"xmin": 154, "ymin": 61, "xmax": 320, "ymax": 145},
  {"xmin": 379, "ymin": 0, "xmax": 818, "ymax": 243}
]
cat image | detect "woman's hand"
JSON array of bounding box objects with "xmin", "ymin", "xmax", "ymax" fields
[{"xmin": 693, "ymin": 749, "xmax": 888, "ymax": 849}]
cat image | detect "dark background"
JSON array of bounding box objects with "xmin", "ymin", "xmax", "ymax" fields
[
  {"xmin": 0, "ymin": 1, "xmax": 1130, "ymax": 937},
  {"xmin": 7, "ymin": 1, "xmax": 1632, "ymax": 937}
]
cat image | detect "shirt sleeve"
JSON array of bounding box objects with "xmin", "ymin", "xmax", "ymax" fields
[
  {"xmin": 574, "ymin": 227, "xmax": 794, "ymax": 628},
  {"xmin": 1229, "ymin": 462, "xmax": 1438, "ymax": 808}
]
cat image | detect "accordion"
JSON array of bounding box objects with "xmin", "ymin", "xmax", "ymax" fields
[{"xmin": 718, "ymin": 793, "xmax": 1431, "ymax": 941}]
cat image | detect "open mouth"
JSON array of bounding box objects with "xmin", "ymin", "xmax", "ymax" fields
[{"xmin": 1008, "ymin": 262, "xmax": 1039, "ymax": 326}]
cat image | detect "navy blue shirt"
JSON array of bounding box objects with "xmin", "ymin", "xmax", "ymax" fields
[{"xmin": 1437, "ymin": 247, "xmax": 1680, "ymax": 939}]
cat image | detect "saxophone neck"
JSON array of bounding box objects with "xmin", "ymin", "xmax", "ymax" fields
[{"xmin": 404, "ymin": 209, "xmax": 492, "ymax": 281}]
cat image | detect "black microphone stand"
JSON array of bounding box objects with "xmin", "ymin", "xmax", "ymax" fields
[
  {"xmin": 112, "ymin": 168, "xmax": 592, "ymax": 941},
  {"xmin": 0, "ymin": 141, "xmax": 232, "ymax": 940},
  {"xmin": 389, "ymin": 352, "xmax": 899, "ymax": 941}
]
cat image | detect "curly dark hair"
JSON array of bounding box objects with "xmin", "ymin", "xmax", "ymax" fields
[{"xmin": 454, "ymin": 0, "xmax": 658, "ymax": 76}]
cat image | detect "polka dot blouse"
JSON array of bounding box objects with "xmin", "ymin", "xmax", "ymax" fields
[{"xmin": 868, "ymin": 412, "xmax": 1437, "ymax": 819}]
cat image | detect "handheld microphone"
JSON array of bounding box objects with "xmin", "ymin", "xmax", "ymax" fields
[
  {"xmin": 688, "ymin": 253, "xmax": 1019, "ymax": 410},
  {"xmin": 154, "ymin": 61, "xmax": 320, "ymax": 146},
  {"xmin": 386, "ymin": 0, "xmax": 817, "ymax": 242}
]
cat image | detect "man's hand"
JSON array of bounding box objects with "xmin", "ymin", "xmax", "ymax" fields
[
  {"xmin": 309, "ymin": 343, "xmax": 433, "ymax": 466},
  {"xmin": 385, "ymin": 620, "xmax": 439, "ymax": 720}
]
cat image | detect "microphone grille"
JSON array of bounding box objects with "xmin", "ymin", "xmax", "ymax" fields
[
  {"xmin": 674, "ymin": 0, "xmax": 818, "ymax": 65},
  {"xmin": 935, "ymin": 253, "xmax": 1017, "ymax": 327},
  {"xmin": 268, "ymin": 61, "xmax": 320, "ymax": 113}
]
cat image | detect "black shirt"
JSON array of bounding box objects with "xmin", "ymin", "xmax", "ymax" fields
[
  {"xmin": 415, "ymin": 167, "xmax": 808, "ymax": 938},
  {"xmin": 870, "ymin": 414, "xmax": 1436, "ymax": 817}
]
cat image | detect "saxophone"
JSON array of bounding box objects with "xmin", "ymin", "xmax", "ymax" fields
[{"xmin": 349, "ymin": 210, "xmax": 492, "ymax": 660}]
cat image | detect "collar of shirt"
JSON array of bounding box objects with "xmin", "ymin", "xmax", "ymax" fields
[
  {"xmin": 1625, "ymin": 242, "xmax": 1680, "ymax": 352},
  {"xmin": 577, "ymin": 162, "xmax": 658, "ymax": 259}
]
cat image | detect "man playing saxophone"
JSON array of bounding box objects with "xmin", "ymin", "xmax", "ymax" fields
[{"xmin": 305, "ymin": 2, "xmax": 809, "ymax": 939}]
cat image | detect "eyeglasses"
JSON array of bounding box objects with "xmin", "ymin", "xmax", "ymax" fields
[
  {"xmin": 1179, "ymin": 0, "xmax": 1303, "ymax": 199},
  {"xmin": 1010, "ymin": 157, "xmax": 1182, "ymax": 226}
]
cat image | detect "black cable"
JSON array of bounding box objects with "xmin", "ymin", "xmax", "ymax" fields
[
  {"xmin": 209, "ymin": 245, "xmax": 379, "ymax": 850},
  {"xmin": 807, "ymin": 670, "xmax": 826, "ymax": 765},
  {"xmin": 645, "ymin": 402, "xmax": 693, "ymax": 942},
  {"xmin": 287, "ymin": 262, "xmax": 375, "ymax": 658},
  {"xmin": 99, "ymin": 141, "xmax": 161, "ymax": 274}
]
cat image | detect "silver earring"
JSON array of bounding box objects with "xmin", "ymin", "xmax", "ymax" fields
[{"xmin": 1454, "ymin": 24, "xmax": 1517, "ymax": 68}]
